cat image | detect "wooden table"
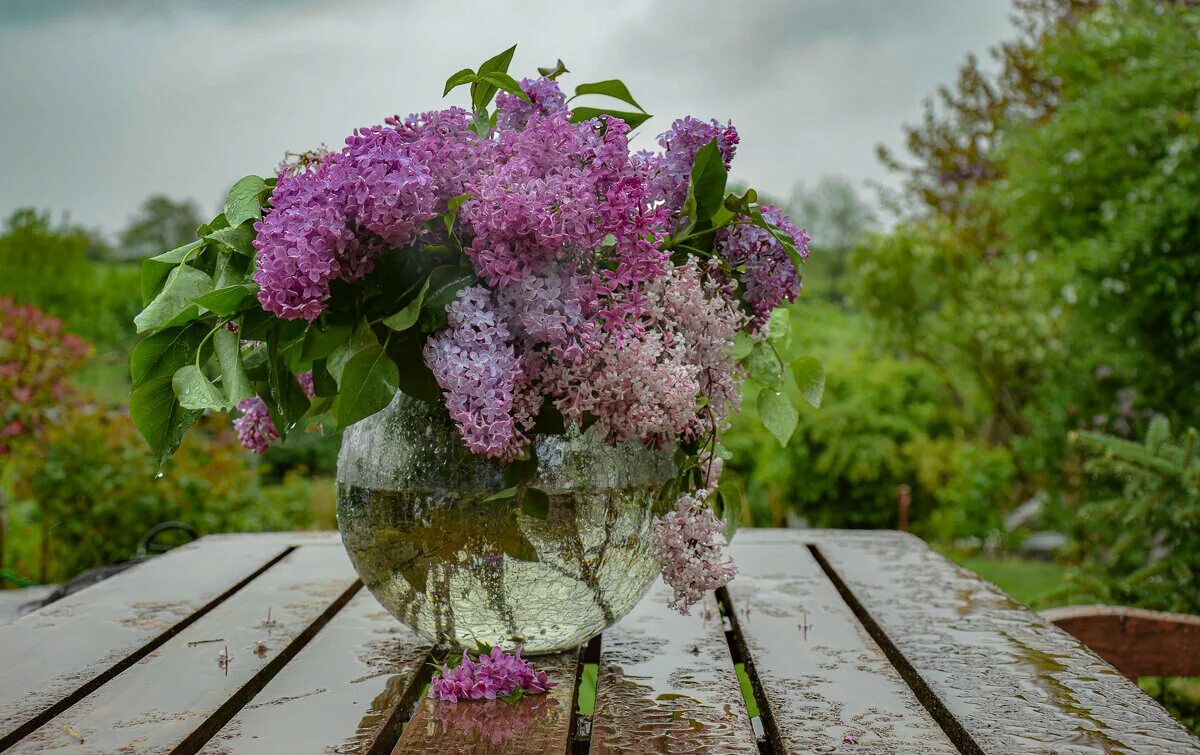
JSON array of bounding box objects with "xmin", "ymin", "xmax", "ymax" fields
[{"xmin": 1, "ymin": 529, "xmax": 1196, "ymax": 754}]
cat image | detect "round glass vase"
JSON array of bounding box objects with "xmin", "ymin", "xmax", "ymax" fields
[{"xmin": 335, "ymin": 391, "xmax": 676, "ymax": 655}]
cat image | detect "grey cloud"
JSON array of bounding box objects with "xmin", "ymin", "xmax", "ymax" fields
[{"xmin": 0, "ymin": 0, "xmax": 1013, "ymax": 235}]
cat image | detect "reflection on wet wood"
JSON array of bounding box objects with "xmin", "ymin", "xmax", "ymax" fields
[
  {"xmin": 726, "ymin": 536, "xmax": 957, "ymax": 753},
  {"xmin": 201, "ymin": 590, "xmax": 431, "ymax": 755},
  {"xmin": 798, "ymin": 529, "xmax": 1200, "ymax": 754},
  {"xmin": 0, "ymin": 536, "xmax": 294, "ymax": 746},
  {"xmin": 7, "ymin": 545, "xmax": 359, "ymax": 754},
  {"xmin": 392, "ymin": 650, "xmax": 579, "ymax": 755},
  {"xmin": 590, "ymin": 580, "xmax": 756, "ymax": 753}
]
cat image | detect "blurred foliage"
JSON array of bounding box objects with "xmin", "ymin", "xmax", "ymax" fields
[
  {"xmin": 0, "ymin": 299, "xmax": 91, "ymax": 453},
  {"xmin": 7, "ymin": 405, "xmax": 332, "ymax": 584},
  {"xmin": 116, "ymin": 195, "xmax": 203, "ymax": 261},
  {"xmin": 996, "ymin": 2, "xmax": 1200, "ymax": 426},
  {"xmin": 1064, "ymin": 418, "xmax": 1198, "ymax": 614},
  {"xmin": 726, "ymin": 304, "xmax": 1015, "ymax": 538},
  {"xmin": 0, "ymin": 209, "xmax": 140, "ymax": 351}
]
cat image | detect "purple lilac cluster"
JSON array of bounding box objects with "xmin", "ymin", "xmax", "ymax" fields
[
  {"xmin": 495, "ymin": 76, "xmax": 567, "ymax": 131},
  {"xmin": 647, "ymin": 116, "xmax": 740, "ymax": 212},
  {"xmin": 423, "ymin": 286, "xmax": 537, "ymax": 459},
  {"xmin": 430, "ymin": 646, "xmax": 558, "ymax": 702},
  {"xmin": 233, "ymin": 371, "xmax": 314, "ymax": 453},
  {"xmin": 233, "ymin": 397, "xmax": 278, "ymax": 454},
  {"xmin": 715, "ymin": 204, "xmax": 810, "ymax": 329},
  {"xmin": 652, "ymin": 490, "xmax": 738, "ymax": 614}
]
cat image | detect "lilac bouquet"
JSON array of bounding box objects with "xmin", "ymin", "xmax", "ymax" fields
[{"xmin": 130, "ymin": 47, "xmax": 820, "ymax": 615}]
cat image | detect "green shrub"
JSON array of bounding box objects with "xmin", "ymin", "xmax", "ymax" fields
[
  {"xmin": 0, "ymin": 209, "xmax": 141, "ymax": 351},
  {"xmin": 1063, "ymin": 417, "xmax": 1199, "ymax": 614},
  {"xmin": 724, "ymin": 306, "xmax": 1013, "ymax": 533},
  {"xmin": 7, "ymin": 406, "xmax": 328, "ymax": 584}
]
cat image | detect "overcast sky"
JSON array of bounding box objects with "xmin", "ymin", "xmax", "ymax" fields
[{"xmin": 0, "ymin": 0, "xmax": 1014, "ymax": 237}]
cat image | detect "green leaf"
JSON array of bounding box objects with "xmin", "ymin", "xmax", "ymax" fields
[
  {"xmin": 683, "ymin": 139, "xmax": 728, "ymax": 226},
  {"xmin": 479, "ymin": 71, "xmax": 530, "ymax": 102},
  {"xmin": 791, "ymin": 356, "xmax": 825, "ymax": 408},
  {"xmin": 767, "ymin": 308, "xmax": 791, "ymax": 345},
  {"xmin": 141, "ymin": 240, "xmax": 202, "ymax": 304},
  {"xmin": 750, "ymin": 210, "xmax": 806, "ymax": 272},
  {"xmin": 203, "ymin": 221, "xmax": 256, "ymax": 256},
  {"xmin": 130, "ymin": 322, "xmax": 210, "ymax": 389},
  {"xmin": 420, "ymin": 266, "xmax": 478, "ymax": 331},
  {"xmin": 472, "ymin": 44, "xmax": 518, "ymax": 110},
  {"xmin": 444, "ymin": 193, "xmax": 471, "ymax": 237},
  {"xmin": 193, "ymin": 284, "xmax": 257, "ymax": 317},
  {"xmin": 301, "ymin": 320, "xmax": 353, "ymax": 362},
  {"xmin": 214, "ymin": 327, "xmax": 253, "ymax": 405},
  {"xmin": 504, "ymin": 451, "xmax": 539, "ymax": 487},
  {"xmin": 571, "ymin": 79, "xmax": 644, "ymax": 112},
  {"xmin": 328, "ymin": 320, "xmax": 378, "ymax": 384},
  {"xmin": 335, "ymin": 344, "xmax": 399, "ymax": 429},
  {"xmin": 130, "ymin": 376, "xmax": 201, "ymax": 465},
  {"xmin": 758, "ymin": 387, "xmax": 798, "ymax": 447},
  {"xmin": 443, "ymin": 67, "xmax": 475, "ymax": 96},
  {"xmin": 745, "ymin": 342, "xmax": 783, "ymax": 386},
  {"xmin": 483, "ymin": 486, "xmax": 519, "ymax": 503},
  {"xmin": 537, "ymin": 59, "xmax": 568, "ymax": 79},
  {"xmin": 172, "ymin": 365, "xmax": 227, "ymax": 411},
  {"xmin": 729, "ymin": 332, "xmax": 753, "ymax": 361},
  {"xmin": 476, "ymin": 44, "xmax": 517, "ymax": 77},
  {"xmin": 311, "ymin": 358, "xmax": 338, "ymax": 398},
  {"xmin": 268, "ymin": 340, "xmax": 311, "ymax": 436},
  {"xmin": 386, "ymin": 329, "xmax": 441, "ymax": 404},
  {"xmin": 382, "ymin": 277, "xmax": 430, "ymax": 332},
  {"xmin": 568, "ymin": 107, "xmax": 652, "ymax": 130},
  {"xmin": 134, "ymin": 264, "xmax": 213, "ymax": 333},
  {"xmin": 521, "ymin": 487, "xmax": 550, "ymax": 520},
  {"xmin": 223, "ymin": 175, "xmax": 269, "ymax": 228},
  {"xmin": 717, "ymin": 481, "xmax": 744, "ymax": 541}
]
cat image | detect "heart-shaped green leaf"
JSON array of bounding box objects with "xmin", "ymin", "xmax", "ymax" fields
[{"xmin": 791, "ymin": 356, "xmax": 825, "ymax": 408}]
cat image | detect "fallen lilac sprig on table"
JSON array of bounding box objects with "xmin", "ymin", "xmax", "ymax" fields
[{"xmin": 430, "ymin": 646, "xmax": 558, "ymax": 703}]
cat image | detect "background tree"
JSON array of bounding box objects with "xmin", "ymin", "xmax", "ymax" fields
[{"xmin": 116, "ymin": 195, "xmax": 203, "ymax": 260}]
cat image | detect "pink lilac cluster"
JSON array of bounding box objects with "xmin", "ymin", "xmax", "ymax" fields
[
  {"xmin": 430, "ymin": 646, "xmax": 558, "ymax": 703},
  {"xmin": 715, "ymin": 204, "xmax": 810, "ymax": 328},
  {"xmin": 232, "ymin": 397, "xmax": 278, "ymax": 454},
  {"xmin": 652, "ymin": 490, "xmax": 738, "ymax": 614},
  {"xmin": 539, "ymin": 259, "xmax": 745, "ymax": 447}
]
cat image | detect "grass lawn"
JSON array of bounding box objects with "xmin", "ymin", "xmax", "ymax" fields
[{"xmin": 954, "ymin": 556, "xmax": 1069, "ymax": 610}]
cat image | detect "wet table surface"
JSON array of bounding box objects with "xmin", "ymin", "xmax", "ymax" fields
[{"xmin": 0, "ymin": 529, "xmax": 1196, "ymax": 754}]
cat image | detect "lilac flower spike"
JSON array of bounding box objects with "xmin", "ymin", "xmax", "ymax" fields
[
  {"xmin": 233, "ymin": 396, "xmax": 279, "ymax": 453},
  {"xmin": 652, "ymin": 490, "xmax": 738, "ymax": 614},
  {"xmin": 430, "ymin": 645, "xmax": 559, "ymax": 703}
]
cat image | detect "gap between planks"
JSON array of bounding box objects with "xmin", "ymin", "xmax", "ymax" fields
[{"xmin": 806, "ymin": 543, "xmax": 982, "ymax": 755}]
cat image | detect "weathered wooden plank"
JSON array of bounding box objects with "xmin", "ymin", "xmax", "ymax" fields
[
  {"xmin": 590, "ymin": 580, "xmax": 757, "ymax": 753},
  {"xmin": 8, "ymin": 545, "xmax": 359, "ymax": 754},
  {"xmin": 0, "ymin": 535, "xmax": 295, "ymax": 747},
  {"xmin": 202, "ymin": 590, "xmax": 431, "ymax": 755},
  {"xmin": 393, "ymin": 650, "xmax": 580, "ymax": 755},
  {"xmin": 1043, "ymin": 604, "xmax": 1200, "ymax": 679},
  {"xmin": 798, "ymin": 529, "xmax": 1200, "ymax": 754},
  {"xmin": 726, "ymin": 535, "xmax": 957, "ymax": 753}
]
